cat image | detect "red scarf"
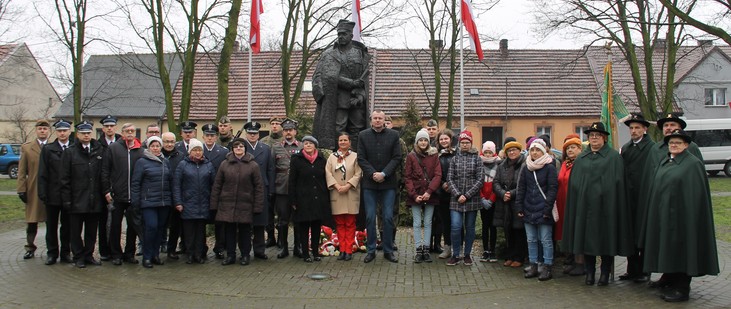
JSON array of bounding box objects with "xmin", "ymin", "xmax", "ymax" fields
[{"xmin": 303, "ymin": 149, "xmax": 318, "ymax": 164}]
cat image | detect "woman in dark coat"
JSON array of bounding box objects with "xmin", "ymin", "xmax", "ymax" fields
[
  {"xmin": 643, "ymin": 130, "xmax": 719, "ymax": 302},
  {"xmin": 516, "ymin": 139, "xmax": 558, "ymax": 281},
  {"xmin": 562, "ymin": 122, "xmax": 632, "ymax": 286},
  {"xmin": 131, "ymin": 136, "xmax": 173, "ymax": 268},
  {"xmin": 210, "ymin": 138, "xmax": 264, "ymax": 266},
  {"xmin": 173, "ymin": 138, "xmax": 216, "ymax": 264},
  {"xmin": 289, "ymin": 136, "xmax": 331, "ymax": 263},
  {"xmin": 493, "ymin": 140, "xmax": 527, "ymax": 268},
  {"xmin": 436, "ymin": 129, "xmax": 455, "ymax": 259}
]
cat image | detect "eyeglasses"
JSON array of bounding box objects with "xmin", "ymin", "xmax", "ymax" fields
[
  {"xmin": 588, "ymin": 133, "xmax": 603, "ymax": 138},
  {"xmin": 162, "ymin": 140, "xmax": 175, "ymax": 144},
  {"xmin": 668, "ymin": 141, "xmax": 686, "ymax": 146},
  {"xmin": 234, "ymin": 145, "xmax": 246, "ymax": 149},
  {"xmin": 147, "ymin": 131, "xmax": 160, "ymax": 134},
  {"xmin": 123, "ymin": 129, "xmax": 136, "ymax": 133},
  {"xmin": 506, "ymin": 148, "xmax": 520, "ymax": 153}
]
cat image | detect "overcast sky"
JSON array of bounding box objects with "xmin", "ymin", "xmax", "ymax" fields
[{"xmin": 4, "ymin": 0, "xmax": 723, "ymax": 95}]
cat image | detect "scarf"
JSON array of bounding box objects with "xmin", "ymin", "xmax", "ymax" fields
[
  {"xmin": 564, "ymin": 157, "xmax": 575, "ymax": 169},
  {"xmin": 303, "ymin": 149, "xmax": 318, "ymax": 164},
  {"xmin": 526, "ymin": 153, "xmax": 553, "ymax": 171},
  {"xmin": 481, "ymin": 155, "xmax": 500, "ymax": 182},
  {"xmin": 334, "ymin": 150, "xmax": 350, "ymax": 180}
]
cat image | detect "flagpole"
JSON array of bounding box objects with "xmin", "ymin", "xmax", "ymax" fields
[
  {"xmin": 459, "ymin": 2, "xmax": 465, "ymax": 130},
  {"xmin": 247, "ymin": 47, "xmax": 252, "ymax": 123},
  {"xmin": 608, "ymin": 53, "xmax": 618, "ymax": 148}
]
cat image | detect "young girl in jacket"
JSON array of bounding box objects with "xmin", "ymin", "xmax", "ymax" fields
[
  {"xmin": 405, "ymin": 129, "xmax": 442, "ymax": 263},
  {"xmin": 516, "ymin": 139, "xmax": 558, "ymax": 281},
  {"xmin": 479, "ymin": 141, "xmax": 501, "ymax": 263}
]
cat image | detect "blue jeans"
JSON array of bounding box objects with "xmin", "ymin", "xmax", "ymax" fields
[
  {"xmin": 411, "ymin": 204, "xmax": 434, "ymax": 248},
  {"xmin": 450, "ymin": 210, "xmax": 477, "ymax": 258},
  {"xmin": 524, "ymin": 223, "xmax": 553, "ymax": 265},
  {"xmin": 364, "ymin": 188, "xmax": 396, "ymax": 253},
  {"xmin": 141, "ymin": 207, "xmax": 169, "ymax": 260}
]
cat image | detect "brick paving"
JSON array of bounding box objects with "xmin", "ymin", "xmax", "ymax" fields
[{"xmin": 0, "ymin": 226, "xmax": 729, "ymax": 308}]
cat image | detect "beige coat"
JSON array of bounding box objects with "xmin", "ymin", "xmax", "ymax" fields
[
  {"xmin": 325, "ymin": 151, "xmax": 362, "ymax": 215},
  {"xmin": 17, "ymin": 140, "xmax": 46, "ymax": 222}
]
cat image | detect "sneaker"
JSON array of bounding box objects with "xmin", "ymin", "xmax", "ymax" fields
[
  {"xmin": 463, "ymin": 256, "xmax": 473, "ymax": 266},
  {"xmin": 446, "ymin": 257, "xmax": 461, "ymax": 266},
  {"xmin": 479, "ymin": 251, "xmax": 490, "ymax": 262}
]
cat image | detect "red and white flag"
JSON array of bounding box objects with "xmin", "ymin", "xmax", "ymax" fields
[
  {"xmin": 351, "ymin": 0, "xmax": 362, "ymax": 42},
  {"xmin": 250, "ymin": 0, "xmax": 264, "ymax": 53},
  {"xmin": 461, "ymin": 0, "xmax": 483, "ymax": 61}
]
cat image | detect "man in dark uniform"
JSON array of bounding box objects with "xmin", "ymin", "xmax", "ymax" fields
[
  {"xmin": 260, "ymin": 116, "xmax": 286, "ymax": 247},
  {"xmin": 243, "ymin": 121, "xmax": 275, "ymax": 260},
  {"xmin": 201, "ymin": 124, "xmax": 229, "ymax": 259},
  {"xmin": 102, "ymin": 123, "xmax": 144, "ymax": 266},
  {"xmin": 619, "ymin": 113, "xmax": 654, "ymax": 283},
  {"xmin": 270, "ymin": 119, "xmax": 303, "ymax": 258},
  {"xmin": 60, "ymin": 121, "xmax": 105, "ymax": 268},
  {"xmin": 176, "ymin": 121, "xmax": 198, "ymax": 154},
  {"xmin": 97, "ymin": 114, "xmax": 119, "ymax": 261},
  {"xmin": 38, "ymin": 119, "xmax": 74, "ymax": 265}
]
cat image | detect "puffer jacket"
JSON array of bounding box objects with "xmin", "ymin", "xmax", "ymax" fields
[
  {"xmin": 210, "ymin": 152, "xmax": 264, "ymax": 224},
  {"xmin": 173, "ymin": 156, "xmax": 216, "ymax": 220},
  {"xmin": 515, "ymin": 162, "xmax": 558, "ymax": 225},
  {"xmin": 492, "ymin": 154, "xmax": 526, "ymax": 229},
  {"xmin": 447, "ymin": 147, "xmax": 483, "ymax": 212},
  {"xmin": 437, "ymin": 147, "xmax": 455, "ymax": 202},
  {"xmin": 130, "ymin": 149, "xmax": 173, "ymax": 209},
  {"xmin": 404, "ymin": 147, "xmax": 442, "ymax": 206}
]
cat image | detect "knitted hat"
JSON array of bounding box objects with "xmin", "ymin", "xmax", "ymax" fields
[
  {"xmin": 482, "ymin": 141, "xmax": 496, "ymax": 153},
  {"xmin": 562, "ymin": 138, "xmax": 582, "ymax": 152},
  {"xmin": 415, "ymin": 129, "xmax": 429, "ymax": 144},
  {"xmin": 146, "ymin": 136, "xmax": 163, "ymax": 148},
  {"xmin": 526, "ymin": 136, "xmax": 538, "ymax": 148},
  {"xmin": 187, "ymin": 138, "xmax": 203, "ymax": 153},
  {"xmin": 529, "ymin": 139, "xmax": 547, "ymax": 154},
  {"xmin": 504, "ymin": 141, "xmax": 523, "ymax": 152},
  {"xmin": 302, "ymin": 135, "xmax": 319, "ymax": 147},
  {"xmin": 458, "ymin": 130, "xmax": 473, "ymax": 143},
  {"xmin": 564, "ymin": 133, "xmax": 580, "ymax": 142}
]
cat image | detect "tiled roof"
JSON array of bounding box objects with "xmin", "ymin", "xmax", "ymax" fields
[
  {"xmin": 56, "ymin": 53, "xmax": 184, "ymax": 118},
  {"xmin": 172, "ymin": 48, "xmax": 603, "ymax": 121},
  {"xmin": 583, "ymin": 44, "xmax": 714, "ymax": 113}
]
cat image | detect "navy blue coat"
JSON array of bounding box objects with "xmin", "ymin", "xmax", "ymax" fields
[
  {"xmin": 131, "ymin": 150, "xmax": 173, "ymax": 209},
  {"xmin": 515, "ymin": 162, "xmax": 558, "ymax": 225},
  {"xmin": 173, "ymin": 156, "xmax": 216, "ymax": 220}
]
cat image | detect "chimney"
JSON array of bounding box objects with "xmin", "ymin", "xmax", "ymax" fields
[
  {"xmin": 233, "ymin": 40, "xmax": 240, "ymax": 52},
  {"xmin": 697, "ymin": 39, "xmax": 713, "ymax": 47},
  {"xmin": 429, "ymin": 40, "xmax": 444, "ymax": 50},
  {"xmin": 653, "ymin": 39, "xmax": 666, "ymax": 49},
  {"xmin": 499, "ymin": 39, "xmax": 508, "ymax": 57}
]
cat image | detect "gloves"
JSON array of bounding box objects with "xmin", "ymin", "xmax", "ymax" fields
[
  {"xmin": 481, "ymin": 198, "xmax": 493, "ymax": 210},
  {"xmin": 18, "ymin": 192, "xmax": 27, "ymax": 204}
]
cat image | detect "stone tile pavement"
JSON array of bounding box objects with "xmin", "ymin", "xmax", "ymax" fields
[{"xmin": 1, "ymin": 226, "xmax": 729, "ymax": 308}]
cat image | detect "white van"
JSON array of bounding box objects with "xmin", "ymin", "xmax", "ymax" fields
[{"xmin": 684, "ymin": 118, "xmax": 731, "ymax": 176}]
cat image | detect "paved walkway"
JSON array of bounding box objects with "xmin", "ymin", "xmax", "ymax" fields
[{"xmin": 1, "ymin": 226, "xmax": 729, "ymax": 308}]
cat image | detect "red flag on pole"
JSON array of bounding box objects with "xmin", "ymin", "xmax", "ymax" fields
[
  {"xmin": 461, "ymin": 0, "xmax": 483, "ymax": 61},
  {"xmin": 352, "ymin": 0, "xmax": 362, "ymax": 42},
  {"xmin": 250, "ymin": 0, "xmax": 263, "ymax": 53}
]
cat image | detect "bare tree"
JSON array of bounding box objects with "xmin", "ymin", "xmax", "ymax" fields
[
  {"xmin": 659, "ymin": 0, "xmax": 731, "ymax": 45},
  {"xmin": 2, "ymin": 102, "xmax": 32, "ymax": 143},
  {"xmin": 216, "ymin": 0, "xmax": 242, "ymax": 120},
  {"xmin": 117, "ymin": 0, "xmax": 225, "ymax": 135},
  {"xmin": 534, "ymin": 0, "xmax": 691, "ymax": 138}
]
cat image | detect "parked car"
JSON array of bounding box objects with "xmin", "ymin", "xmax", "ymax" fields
[{"xmin": 0, "ymin": 143, "xmax": 21, "ymax": 179}]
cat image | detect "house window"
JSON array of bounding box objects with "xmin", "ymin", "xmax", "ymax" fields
[
  {"xmin": 705, "ymin": 88, "xmax": 727, "ymax": 106},
  {"xmin": 575, "ymin": 126, "xmax": 589, "ymax": 141},
  {"xmin": 536, "ymin": 126, "xmax": 551, "ymax": 137}
]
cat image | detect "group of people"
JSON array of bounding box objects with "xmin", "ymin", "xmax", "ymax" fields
[{"xmin": 16, "ymin": 110, "xmax": 718, "ymax": 302}]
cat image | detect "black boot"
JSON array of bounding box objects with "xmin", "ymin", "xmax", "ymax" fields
[
  {"xmin": 276, "ymin": 225, "xmax": 289, "ymax": 258},
  {"xmin": 597, "ymin": 272, "xmax": 610, "ymax": 286},
  {"xmin": 538, "ymin": 264, "xmax": 553, "ymax": 281},
  {"xmin": 525, "ymin": 263, "xmax": 539, "ymax": 278},
  {"xmin": 414, "ymin": 246, "xmax": 424, "ymax": 263},
  {"xmin": 265, "ymin": 226, "xmax": 277, "ymax": 248}
]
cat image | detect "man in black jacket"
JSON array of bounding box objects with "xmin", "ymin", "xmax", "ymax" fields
[
  {"xmin": 38, "ymin": 119, "xmax": 74, "ymax": 265},
  {"xmin": 60, "ymin": 121, "xmax": 105, "ymax": 268},
  {"xmin": 102, "ymin": 123, "xmax": 144, "ymax": 266},
  {"xmin": 357, "ymin": 110, "xmax": 402, "ymax": 263},
  {"xmin": 97, "ymin": 115, "xmax": 120, "ymax": 260}
]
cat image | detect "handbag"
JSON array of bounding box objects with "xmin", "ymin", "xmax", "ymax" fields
[{"xmin": 533, "ymin": 171, "xmax": 559, "ymax": 222}]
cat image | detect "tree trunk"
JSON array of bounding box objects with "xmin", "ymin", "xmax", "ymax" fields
[{"xmin": 217, "ymin": 0, "xmax": 242, "ymax": 121}]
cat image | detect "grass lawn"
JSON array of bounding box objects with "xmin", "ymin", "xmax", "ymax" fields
[
  {"xmin": 0, "ymin": 178, "xmax": 17, "ymax": 192},
  {"xmin": 709, "ymin": 176, "xmax": 731, "ymax": 192},
  {"xmin": 713, "ymin": 195, "xmax": 731, "ymax": 242},
  {"xmin": 0, "ymin": 195, "xmax": 24, "ymax": 222}
]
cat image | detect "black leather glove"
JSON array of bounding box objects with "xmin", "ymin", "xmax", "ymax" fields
[{"xmin": 18, "ymin": 192, "xmax": 27, "ymax": 204}]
